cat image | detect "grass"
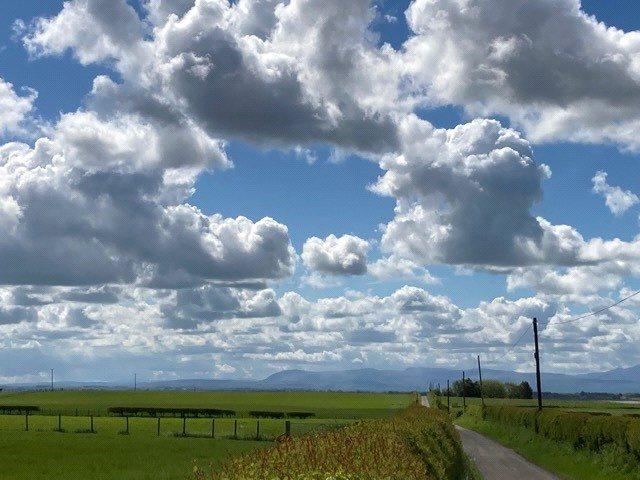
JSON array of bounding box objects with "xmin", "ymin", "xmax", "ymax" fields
[
  {"xmin": 0, "ymin": 390, "xmax": 413, "ymax": 479},
  {"xmin": 457, "ymin": 414, "xmax": 640, "ymax": 480},
  {"xmin": 0, "ymin": 414, "xmax": 354, "ymax": 440},
  {"xmin": 0, "ymin": 390, "xmax": 413, "ymax": 418},
  {"xmin": 443, "ymin": 396, "xmax": 640, "ymax": 415},
  {"xmin": 0, "ymin": 429, "xmax": 263, "ymax": 480}
]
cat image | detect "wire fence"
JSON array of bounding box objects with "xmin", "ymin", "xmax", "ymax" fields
[{"xmin": 0, "ymin": 413, "xmax": 355, "ymax": 440}]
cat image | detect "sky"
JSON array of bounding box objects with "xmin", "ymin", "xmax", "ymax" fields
[{"xmin": 1, "ymin": 0, "xmax": 640, "ymax": 384}]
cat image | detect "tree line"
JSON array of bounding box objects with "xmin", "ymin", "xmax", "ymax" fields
[{"xmin": 433, "ymin": 378, "xmax": 534, "ymax": 399}]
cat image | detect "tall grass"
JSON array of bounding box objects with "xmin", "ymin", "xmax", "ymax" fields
[{"xmin": 195, "ymin": 405, "xmax": 471, "ymax": 480}]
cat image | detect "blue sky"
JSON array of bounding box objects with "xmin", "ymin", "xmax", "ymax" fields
[{"xmin": 1, "ymin": 0, "xmax": 640, "ymax": 382}]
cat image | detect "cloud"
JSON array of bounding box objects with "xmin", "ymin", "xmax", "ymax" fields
[
  {"xmin": 302, "ymin": 234, "xmax": 370, "ymax": 276},
  {"xmin": 0, "ymin": 281, "xmax": 639, "ymax": 380},
  {"xmin": 369, "ymin": 115, "xmax": 640, "ymax": 278},
  {"xmin": 0, "ymin": 77, "xmax": 36, "ymax": 136},
  {"xmin": 23, "ymin": 0, "xmax": 400, "ymax": 153},
  {"xmin": 22, "ymin": 0, "xmax": 147, "ymax": 73},
  {"xmin": 144, "ymin": 0, "xmax": 195, "ymax": 25},
  {"xmin": 0, "ymin": 112, "xmax": 295, "ymax": 287},
  {"xmin": 9, "ymin": 0, "xmax": 640, "ymax": 380},
  {"xmin": 162, "ymin": 285, "xmax": 281, "ymax": 329},
  {"xmin": 374, "ymin": 116, "xmax": 560, "ymax": 267},
  {"xmin": 592, "ymin": 171, "xmax": 639, "ymax": 216},
  {"xmin": 403, "ymin": 0, "xmax": 640, "ymax": 151},
  {"xmin": 368, "ymin": 256, "xmax": 439, "ymax": 284}
]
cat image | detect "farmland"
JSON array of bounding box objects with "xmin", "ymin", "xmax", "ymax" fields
[
  {"xmin": 0, "ymin": 430, "xmax": 262, "ymax": 480},
  {"xmin": 0, "ymin": 390, "xmax": 412, "ymax": 418},
  {"xmin": 0, "ymin": 390, "xmax": 414, "ymax": 480},
  {"xmin": 441, "ymin": 395, "xmax": 640, "ymax": 416}
]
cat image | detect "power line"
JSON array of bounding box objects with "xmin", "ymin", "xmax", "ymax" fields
[
  {"xmin": 552, "ymin": 289, "xmax": 640, "ymax": 326},
  {"xmin": 506, "ymin": 288, "xmax": 640, "ymax": 351},
  {"xmin": 510, "ymin": 323, "xmax": 532, "ymax": 349}
]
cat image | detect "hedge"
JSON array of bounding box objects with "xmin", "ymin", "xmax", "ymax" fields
[
  {"xmin": 248, "ymin": 411, "xmax": 286, "ymax": 419},
  {"xmin": 286, "ymin": 412, "xmax": 316, "ymax": 419},
  {"xmin": 0, "ymin": 405, "xmax": 39, "ymax": 414},
  {"xmin": 196, "ymin": 405, "xmax": 474, "ymax": 480},
  {"xmin": 107, "ymin": 406, "xmax": 235, "ymax": 418},
  {"xmin": 469, "ymin": 405, "xmax": 640, "ymax": 458}
]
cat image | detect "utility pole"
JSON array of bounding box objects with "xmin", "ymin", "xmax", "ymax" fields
[
  {"xmin": 134, "ymin": 373, "xmax": 137, "ymax": 392},
  {"xmin": 462, "ymin": 370, "xmax": 466, "ymax": 409},
  {"xmin": 533, "ymin": 317, "xmax": 543, "ymax": 410},
  {"xmin": 447, "ymin": 379, "xmax": 450, "ymax": 413},
  {"xmin": 50, "ymin": 369, "xmax": 54, "ymax": 391},
  {"xmin": 477, "ymin": 355, "xmax": 484, "ymax": 407}
]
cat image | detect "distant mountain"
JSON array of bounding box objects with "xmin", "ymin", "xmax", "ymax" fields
[
  {"xmin": 137, "ymin": 365, "xmax": 640, "ymax": 394},
  {"xmin": 5, "ymin": 365, "xmax": 639, "ymax": 394}
]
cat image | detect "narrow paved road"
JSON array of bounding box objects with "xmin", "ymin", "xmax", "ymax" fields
[{"xmin": 456, "ymin": 426, "xmax": 559, "ymax": 480}]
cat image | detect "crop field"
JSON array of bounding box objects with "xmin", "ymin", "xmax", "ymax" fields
[
  {"xmin": 0, "ymin": 390, "xmax": 412, "ymax": 418},
  {"xmin": 442, "ymin": 395, "xmax": 640, "ymax": 415},
  {"xmin": 0, "ymin": 390, "xmax": 414, "ymax": 479},
  {"xmin": 0, "ymin": 429, "xmax": 263, "ymax": 480}
]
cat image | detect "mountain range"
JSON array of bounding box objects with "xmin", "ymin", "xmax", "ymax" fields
[
  {"xmin": 5, "ymin": 365, "xmax": 640, "ymax": 394},
  {"xmin": 140, "ymin": 365, "xmax": 640, "ymax": 394}
]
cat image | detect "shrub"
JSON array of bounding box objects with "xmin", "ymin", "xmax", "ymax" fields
[
  {"xmin": 287, "ymin": 412, "xmax": 316, "ymax": 419},
  {"xmin": 108, "ymin": 406, "xmax": 235, "ymax": 418},
  {"xmin": 481, "ymin": 380, "xmax": 506, "ymax": 399},
  {"xmin": 249, "ymin": 411, "xmax": 286, "ymax": 419},
  {"xmin": 0, "ymin": 405, "xmax": 39, "ymax": 414},
  {"xmin": 196, "ymin": 406, "xmax": 471, "ymax": 480},
  {"xmin": 627, "ymin": 420, "xmax": 640, "ymax": 457},
  {"xmin": 582, "ymin": 415, "xmax": 630, "ymax": 451},
  {"xmin": 475, "ymin": 405, "xmax": 640, "ymax": 459}
]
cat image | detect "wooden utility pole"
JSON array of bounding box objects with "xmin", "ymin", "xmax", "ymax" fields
[
  {"xmin": 477, "ymin": 355, "xmax": 484, "ymax": 406},
  {"xmin": 446, "ymin": 379, "xmax": 450, "ymax": 413},
  {"xmin": 134, "ymin": 373, "xmax": 137, "ymax": 391},
  {"xmin": 462, "ymin": 370, "xmax": 466, "ymax": 408},
  {"xmin": 533, "ymin": 317, "xmax": 543, "ymax": 410},
  {"xmin": 50, "ymin": 369, "xmax": 54, "ymax": 391}
]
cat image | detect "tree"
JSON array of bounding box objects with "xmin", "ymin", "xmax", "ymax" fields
[
  {"xmin": 505, "ymin": 382, "xmax": 520, "ymax": 399},
  {"xmin": 452, "ymin": 378, "xmax": 481, "ymax": 398},
  {"xmin": 518, "ymin": 381, "xmax": 533, "ymax": 399},
  {"xmin": 482, "ymin": 379, "xmax": 507, "ymax": 398}
]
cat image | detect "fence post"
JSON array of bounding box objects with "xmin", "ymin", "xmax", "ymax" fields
[
  {"xmin": 211, "ymin": 418, "xmax": 215, "ymax": 439},
  {"xmin": 125, "ymin": 416, "xmax": 129, "ymax": 435},
  {"xmin": 157, "ymin": 417, "xmax": 160, "ymax": 437},
  {"xmin": 90, "ymin": 415, "xmax": 94, "ymax": 433},
  {"xmin": 58, "ymin": 414, "xmax": 62, "ymax": 431},
  {"xmin": 182, "ymin": 416, "xmax": 186, "ymax": 436},
  {"xmin": 256, "ymin": 420, "xmax": 260, "ymax": 441},
  {"xmin": 285, "ymin": 420, "xmax": 291, "ymax": 436},
  {"xmin": 25, "ymin": 413, "xmax": 29, "ymax": 432},
  {"xmin": 234, "ymin": 419, "xmax": 237, "ymax": 439}
]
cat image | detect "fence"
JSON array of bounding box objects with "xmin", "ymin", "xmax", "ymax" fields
[{"xmin": 0, "ymin": 413, "xmax": 352, "ymax": 440}]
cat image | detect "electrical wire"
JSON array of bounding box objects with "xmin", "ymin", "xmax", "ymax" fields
[
  {"xmin": 506, "ymin": 288, "xmax": 640, "ymax": 350},
  {"xmin": 552, "ymin": 289, "xmax": 640, "ymax": 326}
]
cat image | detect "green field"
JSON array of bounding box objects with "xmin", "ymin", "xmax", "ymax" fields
[
  {"xmin": 0, "ymin": 430, "xmax": 263, "ymax": 480},
  {"xmin": 0, "ymin": 390, "xmax": 413, "ymax": 418},
  {"xmin": 442, "ymin": 395, "xmax": 640, "ymax": 415},
  {"xmin": 0, "ymin": 390, "xmax": 413, "ymax": 479}
]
